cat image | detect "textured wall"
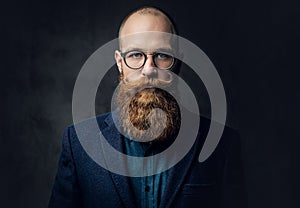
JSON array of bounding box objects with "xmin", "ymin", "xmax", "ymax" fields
[{"xmin": 1, "ymin": 0, "xmax": 299, "ymax": 207}]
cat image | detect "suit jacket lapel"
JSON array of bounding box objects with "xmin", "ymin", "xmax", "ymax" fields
[
  {"xmin": 159, "ymin": 138, "xmax": 199, "ymax": 208},
  {"xmin": 159, "ymin": 113, "xmax": 208, "ymax": 208},
  {"xmin": 100, "ymin": 113, "xmax": 137, "ymax": 208},
  {"xmin": 159, "ymin": 114, "xmax": 210, "ymax": 208}
]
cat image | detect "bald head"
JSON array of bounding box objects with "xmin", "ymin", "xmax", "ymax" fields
[{"xmin": 118, "ymin": 7, "xmax": 176, "ymax": 38}]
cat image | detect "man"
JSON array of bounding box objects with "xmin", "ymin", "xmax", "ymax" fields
[{"xmin": 49, "ymin": 6, "xmax": 247, "ymax": 208}]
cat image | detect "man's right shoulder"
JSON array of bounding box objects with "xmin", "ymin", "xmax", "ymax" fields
[{"xmin": 62, "ymin": 112, "xmax": 113, "ymax": 140}]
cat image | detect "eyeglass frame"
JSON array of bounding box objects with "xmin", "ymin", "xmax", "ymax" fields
[{"xmin": 118, "ymin": 50, "xmax": 176, "ymax": 70}]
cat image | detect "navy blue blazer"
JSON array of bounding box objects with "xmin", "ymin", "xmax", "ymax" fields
[{"xmin": 49, "ymin": 112, "xmax": 247, "ymax": 208}]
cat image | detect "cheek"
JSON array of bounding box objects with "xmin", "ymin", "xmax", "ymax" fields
[
  {"xmin": 122, "ymin": 66, "xmax": 132, "ymax": 78},
  {"xmin": 122, "ymin": 66, "xmax": 142, "ymax": 81},
  {"xmin": 157, "ymin": 71, "xmax": 171, "ymax": 81}
]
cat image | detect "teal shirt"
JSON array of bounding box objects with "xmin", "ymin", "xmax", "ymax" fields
[{"xmin": 123, "ymin": 137, "xmax": 172, "ymax": 208}]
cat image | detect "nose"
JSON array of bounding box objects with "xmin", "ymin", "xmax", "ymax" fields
[{"xmin": 141, "ymin": 55, "xmax": 157, "ymax": 77}]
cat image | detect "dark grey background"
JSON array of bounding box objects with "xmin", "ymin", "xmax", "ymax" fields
[{"xmin": 1, "ymin": 0, "xmax": 299, "ymax": 207}]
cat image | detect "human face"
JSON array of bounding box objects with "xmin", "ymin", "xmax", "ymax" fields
[
  {"xmin": 115, "ymin": 14, "xmax": 174, "ymax": 82},
  {"xmin": 114, "ymin": 14, "xmax": 180, "ymax": 142}
]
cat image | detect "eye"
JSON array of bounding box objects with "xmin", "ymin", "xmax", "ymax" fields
[
  {"xmin": 156, "ymin": 53, "xmax": 172, "ymax": 60},
  {"xmin": 127, "ymin": 51, "xmax": 143, "ymax": 59}
]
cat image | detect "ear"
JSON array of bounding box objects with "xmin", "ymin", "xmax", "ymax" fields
[{"xmin": 115, "ymin": 50, "xmax": 123, "ymax": 73}]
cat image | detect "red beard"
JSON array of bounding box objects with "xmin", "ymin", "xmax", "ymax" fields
[{"xmin": 117, "ymin": 76, "xmax": 180, "ymax": 142}]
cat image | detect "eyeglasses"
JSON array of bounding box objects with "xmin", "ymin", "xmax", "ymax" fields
[{"xmin": 119, "ymin": 50, "xmax": 175, "ymax": 70}]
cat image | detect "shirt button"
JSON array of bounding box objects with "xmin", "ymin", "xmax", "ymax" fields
[{"xmin": 145, "ymin": 185, "xmax": 150, "ymax": 192}]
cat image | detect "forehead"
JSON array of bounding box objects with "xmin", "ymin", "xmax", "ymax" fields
[
  {"xmin": 120, "ymin": 32, "xmax": 173, "ymax": 52},
  {"xmin": 120, "ymin": 13, "xmax": 173, "ymax": 51}
]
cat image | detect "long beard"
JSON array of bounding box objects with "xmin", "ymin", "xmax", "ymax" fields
[{"xmin": 116, "ymin": 76, "xmax": 181, "ymax": 142}]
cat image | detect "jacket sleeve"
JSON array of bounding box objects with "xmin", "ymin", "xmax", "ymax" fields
[
  {"xmin": 48, "ymin": 127, "xmax": 83, "ymax": 208},
  {"xmin": 221, "ymin": 131, "xmax": 248, "ymax": 208}
]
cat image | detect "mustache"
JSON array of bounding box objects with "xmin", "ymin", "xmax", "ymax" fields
[{"xmin": 120, "ymin": 74, "xmax": 174, "ymax": 93}]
